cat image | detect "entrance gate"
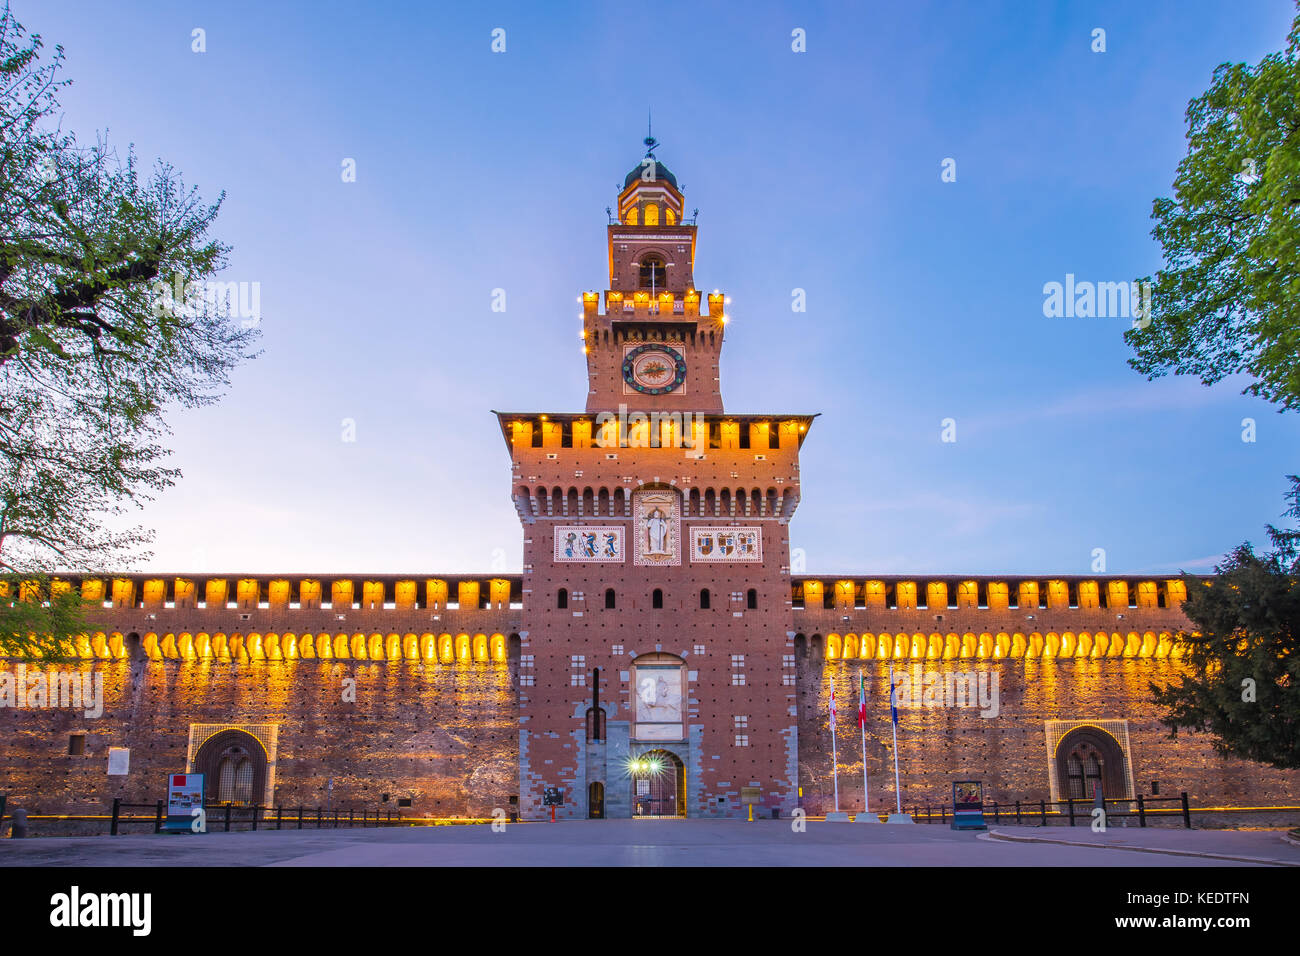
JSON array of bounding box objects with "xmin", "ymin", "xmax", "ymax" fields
[{"xmin": 631, "ymin": 749, "xmax": 686, "ymax": 818}]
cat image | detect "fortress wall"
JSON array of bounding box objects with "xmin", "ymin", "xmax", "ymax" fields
[
  {"xmin": 0, "ymin": 656, "xmax": 518, "ymax": 819},
  {"xmin": 794, "ymin": 657, "xmax": 1300, "ymax": 815}
]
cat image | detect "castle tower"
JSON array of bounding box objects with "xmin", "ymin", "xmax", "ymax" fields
[{"xmin": 496, "ymin": 145, "xmax": 815, "ymax": 820}]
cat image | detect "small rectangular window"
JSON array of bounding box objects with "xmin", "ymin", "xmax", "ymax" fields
[{"xmin": 68, "ymin": 734, "xmax": 86, "ymax": 756}]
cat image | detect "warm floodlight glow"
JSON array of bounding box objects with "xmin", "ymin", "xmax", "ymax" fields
[{"xmin": 625, "ymin": 755, "xmax": 666, "ymax": 777}]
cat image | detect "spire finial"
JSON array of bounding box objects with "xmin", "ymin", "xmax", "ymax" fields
[{"xmin": 643, "ymin": 108, "xmax": 659, "ymax": 158}]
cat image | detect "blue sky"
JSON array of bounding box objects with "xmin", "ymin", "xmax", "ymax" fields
[{"xmin": 29, "ymin": 0, "xmax": 1300, "ymax": 576}]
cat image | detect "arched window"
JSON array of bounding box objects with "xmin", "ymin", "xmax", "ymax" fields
[
  {"xmin": 665, "ymin": 207, "xmax": 676, "ymax": 225},
  {"xmin": 1056, "ymin": 727, "xmax": 1127, "ymax": 802},
  {"xmin": 1085, "ymin": 754, "xmax": 1104, "ymax": 798},
  {"xmin": 1067, "ymin": 755, "xmax": 1085, "ymax": 799},
  {"xmin": 557, "ymin": 587, "xmax": 568, "ymax": 609},
  {"xmin": 652, "ymin": 588, "xmax": 663, "ymax": 609},
  {"xmin": 605, "ymin": 588, "xmax": 616, "ymax": 609},
  {"xmin": 216, "ymin": 747, "xmax": 254, "ymax": 804},
  {"xmin": 747, "ymin": 588, "xmax": 758, "ymax": 610},
  {"xmin": 195, "ymin": 730, "xmax": 267, "ymax": 808},
  {"xmin": 639, "ymin": 255, "xmax": 666, "ymax": 290},
  {"xmin": 643, "ymin": 202, "xmax": 659, "ymax": 226},
  {"xmin": 624, "ymin": 206, "xmax": 638, "ymax": 225},
  {"xmin": 700, "ymin": 588, "xmax": 710, "ymax": 609}
]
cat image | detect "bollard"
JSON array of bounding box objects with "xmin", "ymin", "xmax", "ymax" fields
[
  {"xmin": 1181, "ymin": 792, "xmax": 1191, "ymax": 829},
  {"xmin": 10, "ymin": 808, "xmax": 28, "ymax": 838},
  {"xmin": 1040, "ymin": 799, "xmax": 1046, "ymax": 826},
  {"xmin": 111, "ymin": 798, "xmax": 122, "ymax": 836},
  {"xmin": 1066, "ymin": 799, "xmax": 1075, "ymax": 827},
  {"xmin": 1015, "ymin": 800, "xmax": 1021, "ymax": 824},
  {"xmin": 1137, "ymin": 793, "xmax": 1147, "ymax": 828},
  {"xmin": 154, "ymin": 800, "xmax": 164, "ymax": 834},
  {"xmin": 224, "ymin": 803, "xmax": 232, "ymax": 833},
  {"xmin": 276, "ymin": 806, "xmax": 283, "ymax": 830},
  {"xmin": 349, "ymin": 809, "xmax": 354, "ymax": 828}
]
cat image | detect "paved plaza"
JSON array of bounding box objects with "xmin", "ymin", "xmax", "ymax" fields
[{"xmin": 2, "ymin": 820, "xmax": 1298, "ymax": 867}]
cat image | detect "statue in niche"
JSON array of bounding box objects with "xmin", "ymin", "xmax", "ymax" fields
[{"xmin": 645, "ymin": 507, "xmax": 670, "ymax": 556}]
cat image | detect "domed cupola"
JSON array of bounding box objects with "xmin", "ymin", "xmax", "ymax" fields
[{"xmin": 616, "ymin": 130, "xmax": 685, "ymax": 227}]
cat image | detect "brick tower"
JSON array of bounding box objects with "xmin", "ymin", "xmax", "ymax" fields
[{"xmin": 496, "ymin": 142, "xmax": 815, "ymax": 820}]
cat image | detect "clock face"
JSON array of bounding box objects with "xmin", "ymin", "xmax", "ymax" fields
[{"xmin": 623, "ymin": 344, "xmax": 687, "ymax": 394}]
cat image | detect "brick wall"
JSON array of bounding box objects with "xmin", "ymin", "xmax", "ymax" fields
[
  {"xmin": 0, "ymin": 655, "xmax": 517, "ymax": 819},
  {"xmin": 795, "ymin": 655, "xmax": 1300, "ymax": 815}
]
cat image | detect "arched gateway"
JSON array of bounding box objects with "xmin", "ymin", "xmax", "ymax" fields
[
  {"xmin": 193, "ymin": 729, "xmax": 268, "ymax": 806},
  {"xmin": 631, "ymin": 748, "xmax": 686, "ymax": 818},
  {"xmin": 1054, "ymin": 726, "xmax": 1128, "ymax": 800}
]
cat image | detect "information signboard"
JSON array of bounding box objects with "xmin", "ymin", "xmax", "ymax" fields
[
  {"xmin": 162, "ymin": 773, "xmax": 205, "ymax": 833},
  {"xmin": 951, "ymin": 779, "xmax": 987, "ymax": 830}
]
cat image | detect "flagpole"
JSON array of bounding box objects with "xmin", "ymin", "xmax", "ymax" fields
[
  {"xmin": 889, "ymin": 663, "xmax": 902, "ymax": 814},
  {"xmin": 859, "ymin": 667, "xmax": 869, "ymax": 815},
  {"xmin": 830, "ymin": 689, "xmax": 840, "ymax": 813}
]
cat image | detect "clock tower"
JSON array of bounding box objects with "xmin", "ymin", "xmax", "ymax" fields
[
  {"xmin": 584, "ymin": 140, "xmax": 725, "ymax": 414},
  {"xmin": 496, "ymin": 142, "xmax": 815, "ymax": 820}
]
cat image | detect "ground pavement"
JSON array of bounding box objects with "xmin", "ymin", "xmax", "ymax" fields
[{"xmin": 3, "ymin": 819, "xmax": 1299, "ymax": 866}]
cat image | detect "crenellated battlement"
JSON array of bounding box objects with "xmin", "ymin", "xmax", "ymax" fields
[
  {"xmin": 0, "ymin": 571, "xmax": 1193, "ymax": 617},
  {"xmin": 0, "ymin": 571, "xmax": 1194, "ymax": 663},
  {"xmin": 581, "ymin": 289, "xmax": 726, "ymax": 322},
  {"xmin": 791, "ymin": 574, "xmax": 1194, "ymax": 661},
  {"xmin": 9, "ymin": 573, "xmax": 520, "ymax": 612},
  {"xmin": 791, "ymin": 574, "xmax": 1188, "ymax": 612}
]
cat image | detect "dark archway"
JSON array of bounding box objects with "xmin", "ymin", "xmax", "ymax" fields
[
  {"xmin": 194, "ymin": 729, "xmax": 268, "ymax": 806},
  {"xmin": 1055, "ymin": 726, "xmax": 1127, "ymax": 800}
]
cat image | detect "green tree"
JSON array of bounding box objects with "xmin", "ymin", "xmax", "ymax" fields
[
  {"xmin": 0, "ymin": 5, "xmax": 257, "ymax": 655},
  {"xmin": 1152, "ymin": 477, "xmax": 1300, "ymax": 769},
  {"xmin": 1126, "ymin": 5, "xmax": 1300, "ymax": 411}
]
